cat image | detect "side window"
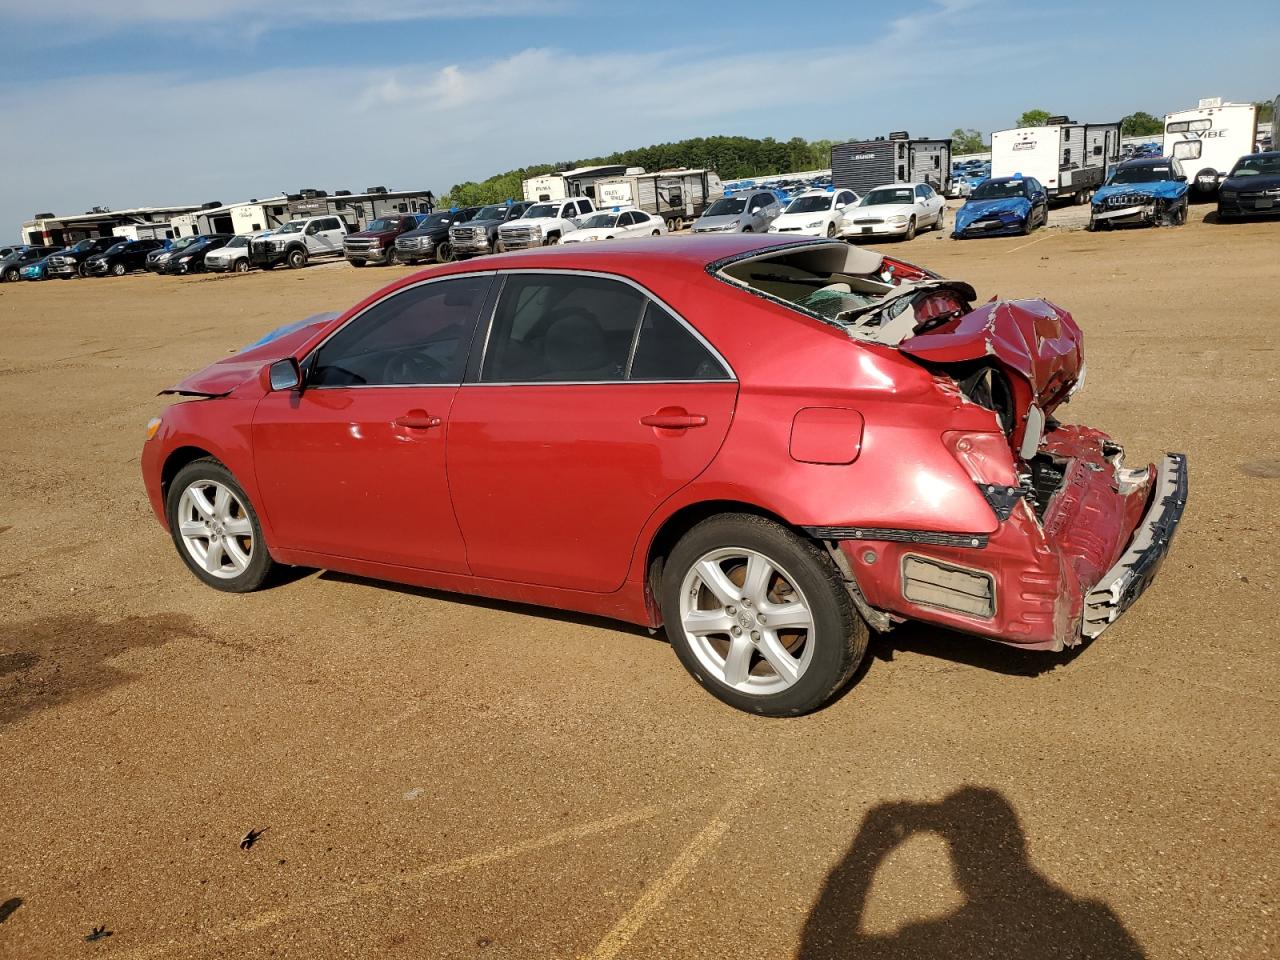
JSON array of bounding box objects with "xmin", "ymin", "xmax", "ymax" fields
[
  {"xmin": 309, "ymin": 275, "xmax": 491, "ymax": 387},
  {"xmin": 1172, "ymin": 140, "xmax": 1202, "ymax": 161},
  {"xmin": 621, "ymin": 211, "xmax": 640, "ymax": 226},
  {"xmin": 577, "ymin": 200, "xmax": 592, "ymax": 216},
  {"xmin": 304, "ymin": 221, "xmax": 320, "ymax": 235},
  {"xmin": 481, "ymin": 274, "xmax": 646, "ymax": 383},
  {"xmin": 630, "ymin": 302, "xmax": 729, "ymax": 381},
  {"xmin": 560, "ymin": 203, "xmax": 576, "ymax": 219}
]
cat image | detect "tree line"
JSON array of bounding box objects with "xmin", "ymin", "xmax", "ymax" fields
[{"xmin": 443, "ymin": 102, "xmax": 1274, "ymax": 204}]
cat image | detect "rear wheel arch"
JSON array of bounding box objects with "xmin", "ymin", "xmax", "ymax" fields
[{"xmin": 643, "ymin": 499, "xmax": 800, "ymax": 622}]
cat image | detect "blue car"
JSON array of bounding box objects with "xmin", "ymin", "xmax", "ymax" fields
[
  {"xmin": 1089, "ymin": 157, "xmax": 1189, "ymax": 230},
  {"xmin": 952, "ymin": 175, "xmax": 1049, "ymax": 238},
  {"xmin": 19, "ymin": 248, "xmax": 64, "ymax": 281}
]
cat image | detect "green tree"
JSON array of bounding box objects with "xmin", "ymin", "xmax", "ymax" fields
[
  {"xmin": 951, "ymin": 127, "xmax": 986, "ymax": 154},
  {"xmin": 1016, "ymin": 109, "xmax": 1051, "ymax": 128},
  {"xmin": 1120, "ymin": 111, "xmax": 1164, "ymax": 137},
  {"xmin": 1255, "ymin": 100, "xmax": 1275, "ymax": 124}
]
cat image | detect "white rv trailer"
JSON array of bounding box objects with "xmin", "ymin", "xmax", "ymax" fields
[
  {"xmin": 1163, "ymin": 98, "xmax": 1259, "ymax": 196},
  {"xmin": 593, "ymin": 168, "xmax": 724, "ymax": 231},
  {"xmin": 990, "ymin": 117, "xmax": 1120, "ymax": 202}
]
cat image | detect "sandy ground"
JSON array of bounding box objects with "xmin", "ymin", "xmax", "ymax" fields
[{"xmin": 1, "ymin": 205, "xmax": 1277, "ymax": 959}]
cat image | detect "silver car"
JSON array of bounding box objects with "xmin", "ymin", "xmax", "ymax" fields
[{"xmin": 691, "ymin": 191, "xmax": 782, "ymax": 233}]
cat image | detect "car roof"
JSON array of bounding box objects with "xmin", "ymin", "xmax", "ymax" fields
[{"xmin": 1120, "ymin": 157, "xmax": 1173, "ymax": 167}]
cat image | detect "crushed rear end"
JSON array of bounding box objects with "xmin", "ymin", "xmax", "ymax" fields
[{"xmin": 855, "ymin": 298, "xmax": 1187, "ymax": 650}]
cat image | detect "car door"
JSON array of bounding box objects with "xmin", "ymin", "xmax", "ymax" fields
[
  {"xmin": 251, "ymin": 273, "xmax": 494, "ymax": 572},
  {"xmin": 320, "ymin": 217, "xmax": 346, "ymax": 254},
  {"xmin": 447, "ymin": 271, "xmax": 738, "ymax": 592}
]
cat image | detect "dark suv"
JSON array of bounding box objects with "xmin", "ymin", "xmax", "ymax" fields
[
  {"xmin": 448, "ymin": 201, "xmax": 535, "ymax": 258},
  {"xmin": 85, "ymin": 238, "xmax": 168, "ymax": 276},
  {"xmin": 343, "ymin": 213, "xmax": 426, "ymax": 267},
  {"xmin": 47, "ymin": 236, "xmax": 125, "ymax": 278},
  {"xmin": 394, "ymin": 207, "xmax": 482, "ymax": 265},
  {"xmin": 1, "ymin": 246, "xmax": 57, "ymax": 282}
]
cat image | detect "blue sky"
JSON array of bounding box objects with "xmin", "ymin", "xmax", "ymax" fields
[{"xmin": 1, "ymin": 0, "xmax": 1276, "ymax": 235}]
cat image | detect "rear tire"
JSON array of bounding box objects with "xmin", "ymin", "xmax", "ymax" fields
[
  {"xmin": 660, "ymin": 514, "xmax": 868, "ymax": 716},
  {"xmin": 933, "ymin": 208, "xmax": 945, "ymax": 232},
  {"xmin": 166, "ymin": 458, "xmax": 275, "ymax": 594},
  {"xmin": 2, "ymin": 267, "xmax": 15, "ymax": 282}
]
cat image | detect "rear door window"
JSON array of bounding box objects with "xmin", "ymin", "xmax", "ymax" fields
[
  {"xmin": 629, "ymin": 303, "xmax": 729, "ymax": 381},
  {"xmin": 480, "ymin": 274, "xmax": 645, "ymax": 383}
]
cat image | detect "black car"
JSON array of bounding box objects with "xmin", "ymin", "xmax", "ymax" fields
[
  {"xmin": 448, "ymin": 201, "xmax": 535, "ymax": 258},
  {"xmin": 0, "ymin": 245, "xmax": 56, "ymax": 282},
  {"xmin": 1217, "ymin": 152, "xmax": 1280, "ymax": 220},
  {"xmin": 394, "ymin": 207, "xmax": 482, "ymax": 265},
  {"xmin": 85, "ymin": 238, "xmax": 168, "ymax": 276},
  {"xmin": 156, "ymin": 235, "xmax": 233, "ymax": 274},
  {"xmin": 46, "ymin": 236, "xmax": 126, "ymax": 278}
]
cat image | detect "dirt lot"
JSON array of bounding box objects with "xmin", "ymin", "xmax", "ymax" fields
[{"xmin": 1, "ymin": 207, "xmax": 1277, "ymax": 959}]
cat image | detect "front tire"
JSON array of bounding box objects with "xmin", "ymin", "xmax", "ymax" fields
[
  {"xmin": 111, "ymin": 262, "xmax": 127, "ymax": 276},
  {"xmin": 384, "ymin": 246, "xmax": 399, "ymax": 266},
  {"xmin": 435, "ymin": 241, "xmax": 454, "ymax": 263},
  {"xmin": 234, "ymin": 258, "xmax": 250, "ymax": 274},
  {"xmin": 661, "ymin": 514, "xmax": 868, "ymax": 716},
  {"xmin": 286, "ymin": 248, "xmax": 307, "ymax": 269},
  {"xmin": 826, "ymin": 222, "xmax": 837, "ymax": 238},
  {"xmin": 166, "ymin": 458, "xmax": 275, "ymax": 593},
  {"xmin": 904, "ymin": 216, "xmax": 917, "ymax": 241}
]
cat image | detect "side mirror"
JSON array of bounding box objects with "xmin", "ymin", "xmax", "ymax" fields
[
  {"xmin": 835, "ymin": 202, "xmax": 847, "ymax": 210},
  {"xmin": 268, "ymin": 358, "xmax": 301, "ymax": 392},
  {"xmin": 1175, "ymin": 175, "xmax": 1188, "ymax": 182}
]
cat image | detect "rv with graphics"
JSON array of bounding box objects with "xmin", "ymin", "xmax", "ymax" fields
[{"xmin": 1163, "ymin": 98, "xmax": 1259, "ymax": 197}]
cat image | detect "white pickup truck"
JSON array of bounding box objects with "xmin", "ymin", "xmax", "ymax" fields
[
  {"xmin": 249, "ymin": 215, "xmax": 349, "ymax": 270},
  {"xmin": 497, "ymin": 197, "xmax": 595, "ymax": 250}
]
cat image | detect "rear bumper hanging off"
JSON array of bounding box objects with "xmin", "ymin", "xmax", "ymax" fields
[{"xmin": 1082, "ymin": 453, "xmax": 1188, "ymax": 638}]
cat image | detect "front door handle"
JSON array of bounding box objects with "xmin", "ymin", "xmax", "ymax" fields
[
  {"xmin": 394, "ymin": 410, "xmax": 441, "ymax": 429},
  {"xmin": 640, "ymin": 411, "xmax": 707, "ymax": 429}
]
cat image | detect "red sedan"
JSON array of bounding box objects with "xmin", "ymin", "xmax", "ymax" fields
[{"xmin": 142, "ymin": 235, "xmax": 1187, "ymax": 715}]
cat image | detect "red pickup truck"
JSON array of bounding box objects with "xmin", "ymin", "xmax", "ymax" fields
[{"xmin": 342, "ymin": 214, "xmax": 426, "ymax": 267}]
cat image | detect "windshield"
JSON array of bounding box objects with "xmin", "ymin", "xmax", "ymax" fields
[
  {"xmin": 705, "ymin": 197, "xmax": 747, "ymax": 217},
  {"xmin": 861, "ymin": 188, "xmax": 914, "ymax": 206},
  {"xmin": 171, "ymin": 236, "xmax": 201, "ymax": 250},
  {"xmin": 1231, "ymin": 155, "xmax": 1280, "ymax": 177},
  {"xmin": 68, "ymin": 239, "xmax": 97, "ymax": 253},
  {"xmin": 475, "ymin": 205, "xmax": 507, "ymax": 220},
  {"xmin": 225, "ymin": 236, "xmax": 249, "ymax": 248},
  {"xmin": 785, "ymin": 195, "xmax": 833, "ymax": 214},
  {"xmin": 417, "ymin": 213, "xmax": 452, "ymax": 229},
  {"xmin": 276, "ymin": 221, "xmax": 304, "ymax": 234},
  {"xmin": 1111, "ymin": 164, "xmax": 1175, "ymax": 184},
  {"xmin": 525, "ymin": 204, "xmax": 558, "ymax": 218},
  {"xmin": 101, "ymin": 242, "xmax": 128, "ymax": 256},
  {"xmin": 971, "ymin": 180, "xmax": 1028, "ymax": 200},
  {"xmin": 580, "ymin": 213, "xmax": 621, "ymax": 229},
  {"xmin": 364, "ymin": 218, "xmax": 400, "ymax": 232}
]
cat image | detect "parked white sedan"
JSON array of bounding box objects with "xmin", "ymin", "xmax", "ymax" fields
[
  {"xmin": 767, "ymin": 189, "xmax": 861, "ymax": 238},
  {"xmin": 561, "ymin": 208, "xmax": 668, "ymax": 243},
  {"xmin": 845, "ymin": 182, "xmax": 947, "ymax": 240}
]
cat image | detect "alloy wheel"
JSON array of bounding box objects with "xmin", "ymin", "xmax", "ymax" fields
[
  {"xmin": 678, "ymin": 547, "xmax": 815, "ymax": 695},
  {"xmin": 176, "ymin": 480, "xmax": 255, "ymax": 579}
]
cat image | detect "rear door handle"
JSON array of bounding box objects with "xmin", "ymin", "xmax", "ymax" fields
[
  {"xmin": 394, "ymin": 411, "xmax": 441, "ymax": 429},
  {"xmin": 640, "ymin": 412, "xmax": 707, "ymax": 429}
]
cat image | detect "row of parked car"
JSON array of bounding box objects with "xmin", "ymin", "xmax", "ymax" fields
[{"xmin": 7, "ymin": 149, "xmax": 1278, "ymax": 283}]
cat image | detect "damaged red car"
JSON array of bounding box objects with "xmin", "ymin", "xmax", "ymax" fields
[{"xmin": 141, "ymin": 235, "xmax": 1187, "ymax": 716}]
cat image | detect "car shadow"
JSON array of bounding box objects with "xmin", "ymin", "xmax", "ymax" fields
[
  {"xmin": 796, "ymin": 786, "xmax": 1147, "ymax": 959},
  {"xmin": 868, "ymin": 620, "xmax": 1088, "ymax": 677},
  {"xmin": 316, "ymin": 571, "xmax": 655, "ymax": 638}
]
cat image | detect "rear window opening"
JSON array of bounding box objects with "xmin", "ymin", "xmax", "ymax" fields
[{"xmin": 712, "ymin": 242, "xmax": 973, "ymax": 344}]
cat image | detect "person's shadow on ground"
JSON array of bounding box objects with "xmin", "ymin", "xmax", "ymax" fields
[{"xmin": 797, "ymin": 787, "xmax": 1146, "ymax": 959}]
